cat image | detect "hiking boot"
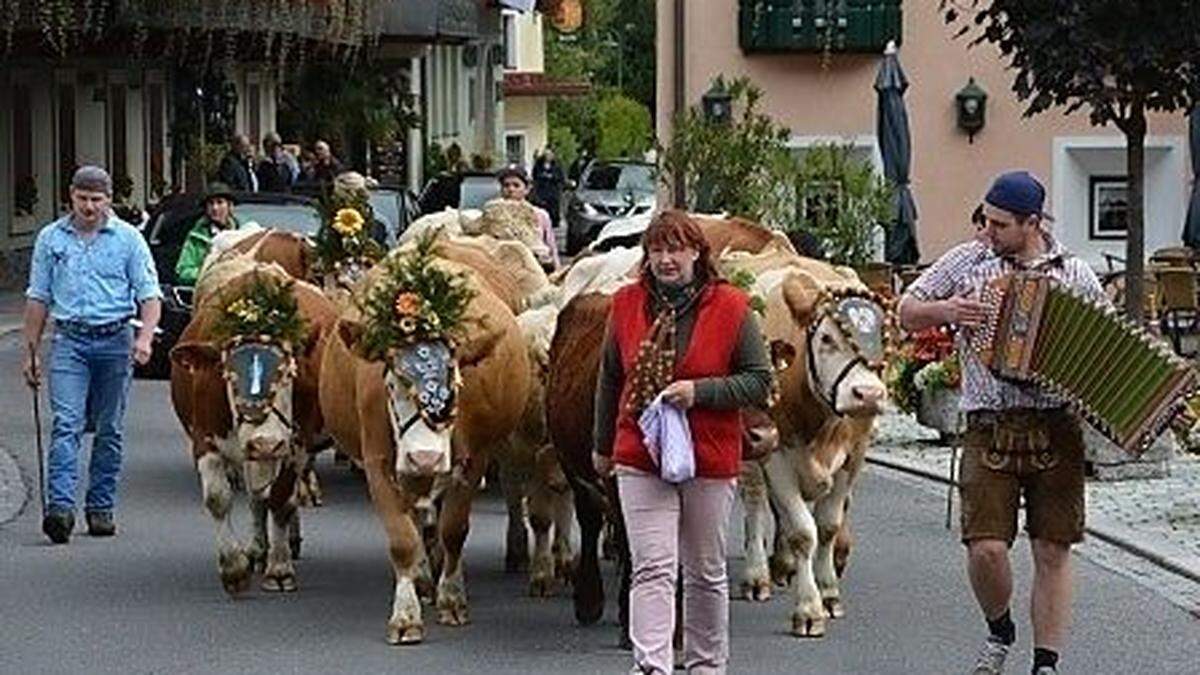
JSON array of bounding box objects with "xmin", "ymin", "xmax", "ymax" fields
[
  {"xmin": 86, "ymin": 511, "xmax": 116, "ymax": 537},
  {"xmin": 42, "ymin": 509, "xmax": 75, "ymax": 544},
  {"xmin": 972, "ymin": 637, "xmax": 1011, "ymax": 674}
]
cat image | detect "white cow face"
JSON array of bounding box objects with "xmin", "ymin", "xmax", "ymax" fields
[
  {"xmin": 384, "ymin": 340, "xmax": 460, "ymax": 477},
  {"xmin": 805, "ymin": 296, "xmax": 889, "ymax": 417},
  {"xmin": 223, "ymin": 340, "xmax": 297, "ymax": 462}
]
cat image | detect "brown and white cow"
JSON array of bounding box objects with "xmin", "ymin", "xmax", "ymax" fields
[
  {"xmin": 720, "ymin": 251, "xmax": 889, "ymax": 638},
  {"xmin": 319, "ymin": 252, "xmax": 533, "ymax": 644},
  {"xmin": 169, "ymin": 261, "xmax": 337, "ymax": 595}
]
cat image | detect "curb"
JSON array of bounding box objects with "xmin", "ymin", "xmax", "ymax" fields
[
  {"xmin": 866, "ymin": 454, "xmax": 1200, "ymax": 587},
  {"xmin": 0, "ymin": 321, "xmax": 21, "ymax": 339},
  {"xmin": 0, "ymin": 446, "xmax": 28, "ymax": 526}
]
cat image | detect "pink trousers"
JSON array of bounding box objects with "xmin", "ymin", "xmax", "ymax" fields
[{"xmin": 618, "ymin": 470, "xmax": 737, "ymax": 675}]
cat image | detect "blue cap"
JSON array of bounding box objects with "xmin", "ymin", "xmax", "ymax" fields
[{"xmin": 984, "ymin": 170, "xmax": 1053, "ymax": 221}]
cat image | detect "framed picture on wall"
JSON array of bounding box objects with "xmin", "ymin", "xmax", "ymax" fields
[{"xmin": 1089, "ymin": 176, "xmax": 1129, "ymax": 240}]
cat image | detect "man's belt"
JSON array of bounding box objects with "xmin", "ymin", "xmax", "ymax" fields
[{"xmin": 56, "ymin": 317, "xmax": 132, "ymax": 337}]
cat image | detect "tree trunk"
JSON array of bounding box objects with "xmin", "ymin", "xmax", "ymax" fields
[{"xmin": 1124, "ymin": 102, "xmax": 1147, "ymax": 323}]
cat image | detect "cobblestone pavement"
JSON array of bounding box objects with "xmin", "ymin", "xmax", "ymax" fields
[{"xmin": 872, "ymin": 409, "xmax": 1200, "ymax": 616}]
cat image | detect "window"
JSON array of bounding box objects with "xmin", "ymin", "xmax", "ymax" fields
[
  {"xmin": 12, "ymin": 83, "xmax": 34, "ymax": 217},
  {"xmin": 109, "ymin": 84, "xmax": 127, "ymax": 197},
  {"xmin": 1089, "ymin": 175, "xmax": 1128, "ymax": 240},
  {"xmin": 57, "ymin": 83, "xmax": 76, "ymax": 206},
  {"xmin": 505, "ymin": 132, "xmax": 526, "ymax": 166},
  {"xmin": 503, "ymin": 11, "xmax": 519, "ymax": 70}
]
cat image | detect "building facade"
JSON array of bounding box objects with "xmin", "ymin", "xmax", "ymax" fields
[{"xmin": 656, "ymin": 1, "xmax": 1191, "ymax": 267}]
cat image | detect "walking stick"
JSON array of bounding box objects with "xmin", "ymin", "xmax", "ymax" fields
[{"xmin": 30, "ymin": 379, "xmax": 47, "ymax": 520}]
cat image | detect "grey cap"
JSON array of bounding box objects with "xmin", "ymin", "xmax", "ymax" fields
[{"xmin": 71, "ymin": 165, "xmax": 112, "ymax": 196}]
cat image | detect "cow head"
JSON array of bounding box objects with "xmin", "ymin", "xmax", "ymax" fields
[
  {"xmin": 172, "ymin": 336, "xmax": 298, "ymax": 489},
  {"xmin": 338, "ymin": 319, "xmax": 504, "ymax": 479},
  {"xmin": 782, "ymin": 275, "xmax": 892, "ymax": 417}
]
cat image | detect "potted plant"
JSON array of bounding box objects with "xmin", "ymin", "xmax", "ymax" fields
[
  {"xmin": 792, "ymin": 143, "xmax": 894, "ymax": 290},
  {"xmin": 887, "ymin": 326, "xmax": 963, "ymax": 438}
]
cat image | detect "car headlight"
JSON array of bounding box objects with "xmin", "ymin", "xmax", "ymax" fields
[{"xmin": 581, "ymin": 202, "xmax": 599, "ymax": 217}]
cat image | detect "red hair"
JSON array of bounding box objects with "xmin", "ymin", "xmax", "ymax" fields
[{"xmin": 638, "ymin": 210, "xmax": 720, "ymax": 283}]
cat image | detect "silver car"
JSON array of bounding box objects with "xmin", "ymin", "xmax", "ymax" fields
[{"xmin": 565, "ymin": 160, "xmax": 656, "ymax": 255}]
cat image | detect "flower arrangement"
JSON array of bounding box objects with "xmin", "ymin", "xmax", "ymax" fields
[
  {"xmin": 355, "ymin": 234, "xmax": 476, "ymax": 361},
  {"xmin": 886, "ymin": 326, "xmax": 958, "ymax": 415},
  {"xmin": 212, "ymin": 274, "xmax": 307, "ymax": 346},
  {"xmin": 313, "ymin": 190, "xmax": 385, "ymax": 278}
]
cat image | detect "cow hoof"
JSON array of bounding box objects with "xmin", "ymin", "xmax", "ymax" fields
[
  {"xmin": 386, "ymin": 623, "xmax": 425, "ymax": 645},
  {"xmin": 823, "ymin": 597, "xmax": 845, "ymax": 619},
  {"xmin": 790, "ymin": 612, "xmax": 827, "ymax": 638},
  {"xmin": 261, "ymin": 572, "xmax": 298, "ymax": 593},
  {"xmin": 529, "ymin": 572, "xmax": 559, "ymax": 598},
  {"xmin": 437, "ymin": 604, "xmax": 470, "ymax": 626},
  {"xmin": 740, "ymin": 578, "xmax": 772, "ymax": 602},
  {"xmin": 218, "ymin": 550, "xmax": 252, "ymax": 596}
]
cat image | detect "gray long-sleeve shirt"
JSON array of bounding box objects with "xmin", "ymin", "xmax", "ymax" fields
[{"xmin": 593, "ymin": 281, "xmax": 772, "ymax": 457}]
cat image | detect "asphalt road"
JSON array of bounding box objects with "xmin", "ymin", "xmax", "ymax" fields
[{"xmin": 1, "ymin": 331, "xmax": 1197, "ymax": 674}]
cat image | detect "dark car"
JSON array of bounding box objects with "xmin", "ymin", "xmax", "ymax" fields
[
  {"xmin": 564, "ymin": 160, "xmax": 656, "ymax": 255},
  {"xmin": 417, "ymin": 171, "xmax": 500, "ymax": 215},
  {"xmin": 134, "ymin": 192, "xmax": 324, "ymax": 379}
]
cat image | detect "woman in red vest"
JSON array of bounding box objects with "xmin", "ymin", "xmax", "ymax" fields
[{"xmin": 593, "ymin": 210, "xmax": 772, "ymax": 674}]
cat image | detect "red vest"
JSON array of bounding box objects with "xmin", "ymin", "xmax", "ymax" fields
[{"xmin": 611, "ymin": 280, "xmax": 748, "ymax": 479}]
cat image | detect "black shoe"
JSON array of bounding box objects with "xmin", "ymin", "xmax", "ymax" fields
[
  {"xmin": 85, "ymin": 511, "xmax": 116, "ymax": 537},
  {"xmin": 42, "ymin": 509, "xmax": 74, "ymax": 544}
]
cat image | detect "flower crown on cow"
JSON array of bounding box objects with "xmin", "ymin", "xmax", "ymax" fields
[
  {"xmin": 211, "ymin": 273, "xmax": 308, "ymax": 347},
  {"xmin": 355, "ymin": 234, "xmax": 476, "ymax": 361},
  {"xmin": 313, "ymin": 188, "xmax": 385, "ymax": 276}
]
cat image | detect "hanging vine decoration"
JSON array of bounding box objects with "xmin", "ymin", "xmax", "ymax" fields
[{"xmin": 2, "ymin": 0, "xmax": 388, "ymax": 62}]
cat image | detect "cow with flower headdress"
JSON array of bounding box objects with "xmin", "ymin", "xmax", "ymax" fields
[
  {"xmin": 319, "ymin": 235, "xmax": 533, "ymax": 644},
  {"xmin": 168, "ymin": 261, "xmax": 339, "ymax": 594}
]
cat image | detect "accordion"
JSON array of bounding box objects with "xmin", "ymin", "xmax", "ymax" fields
[{"xmin": 969, "ymin": 272, "xmax": 1198, "ymax": 456}]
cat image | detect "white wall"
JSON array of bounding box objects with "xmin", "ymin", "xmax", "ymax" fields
[{"xmin": 1052, "ymin": 136, "xmax": 1188, "ymax": 268}]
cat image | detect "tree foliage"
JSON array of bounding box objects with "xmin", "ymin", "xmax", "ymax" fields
[
  {"xmin": 596, "ymin": 94, "xmax": 653, "ymax": 160},
  {"xmin": 941, "ymin": 1, "xmax": 1200, "ymax": 321},
  {"xmin": 659, "ymin": 77, "xmax": 797, "ymax": 226}
]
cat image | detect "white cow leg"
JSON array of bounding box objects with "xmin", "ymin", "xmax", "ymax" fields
[
  {"xmin": 764, "ymin": 454, "xmax": 825, "ymax": 638},
  {"xmin": 199, "ymin": 453, "xmax": 251, "ymax": 596},
  {"xmin": 739, "ymin": 461, "xmax": 773, "ymax": 602},
  {"xmin": 247, "ymin": 495, "xmax": 268, "ymax": 573},
  {"xmin": 527, "ymin": 478, "xmax": 560, "ymax": 597},
  {"xmin": 812, "ymin": 470, "xmax": 851, "ymax": 619},
  {"xmin": 261, "ymin": 490, "xmax": 299, "ymax": 593},
  {"xmin": 435, "ymin": 469, "xmax": 480, "ymax": 626},
  {"xmin": 551, "ymin": 488, "xmax": 576, "ymax": 585}
]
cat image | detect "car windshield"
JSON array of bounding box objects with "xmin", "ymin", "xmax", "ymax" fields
[
  {"xmin": 233, "ymin": 203, "xmax": 322, "ymax": 235},
  {"xmin": 583, "ymin": 163, "xmax": 655, "ymax": 193},
  {"xmin": 460, "ymin": 178, "xmax": 499, "ymax": 209},
  {"xmin": 370, "ymin": 190, "xmax": 400, "ymax": 243}
]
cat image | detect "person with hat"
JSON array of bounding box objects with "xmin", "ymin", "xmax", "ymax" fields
[
  {"xmin": 22, "ymin": 165, "xmax": 162, "ymax": 544},
  {"xmin": 175, "ymin": 182, "xmax": 240, "ymax": 285},
  {"xmin": 899, "ymin": 171, "xmax": 1105, "ymax": 675}
]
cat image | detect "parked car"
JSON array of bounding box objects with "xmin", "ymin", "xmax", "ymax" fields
[
  {"xmin": 564, "ymin": 160, "xmax": 656, "ymax": 255},
  {"xmin": 134, "ymin": 192, "xmax": 324, "ymax": 380},
  {"xmin": 417, "ymin": 171, "xmax": 499, "ymax": 215}
]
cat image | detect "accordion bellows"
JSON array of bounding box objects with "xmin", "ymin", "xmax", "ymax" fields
[{"xmin": 970, "ymin": 273, "xmax": 1198, "ymax": 456}]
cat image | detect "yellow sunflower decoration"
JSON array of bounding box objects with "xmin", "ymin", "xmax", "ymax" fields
[{"xmin": 333, "ymin": 207, "xmax": 365, "ymax": 236}]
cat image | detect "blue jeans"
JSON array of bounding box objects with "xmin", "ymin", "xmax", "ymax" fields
[{"xmin": 47, "ymin": 327, "xmax": 133, "ymax": 513}]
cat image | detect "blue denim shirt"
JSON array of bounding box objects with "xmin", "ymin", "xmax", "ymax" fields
[{"xmin": 26, "ymin": 213, "xmax": 162, "ymax": 325}]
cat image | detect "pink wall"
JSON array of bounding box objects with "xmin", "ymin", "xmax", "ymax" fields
[{"xmin": 656, "ymin": 0, "xmax": 1188, "ymax": 261}]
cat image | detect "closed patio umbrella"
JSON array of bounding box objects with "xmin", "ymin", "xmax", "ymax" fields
[
  {"xmin": 1182, "ymin": 108, "xmax": 1200, "ymax": 249},
  {"xmin": 876, "ymin": 41, "xmax": 920, "ymax": 265}
]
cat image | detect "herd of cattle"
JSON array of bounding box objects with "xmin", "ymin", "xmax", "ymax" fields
[{"xmin": 165, "ymin": 212, "xmax": 892, "ymax": 645}]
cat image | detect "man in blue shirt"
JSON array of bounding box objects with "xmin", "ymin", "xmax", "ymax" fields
[{"xmin": 21, "ymin": 166, "xmax": 163, "ymax": 544}]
